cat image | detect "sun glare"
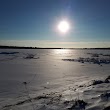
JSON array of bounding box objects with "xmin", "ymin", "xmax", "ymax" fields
[{"xmin": 58, "ymin": 20, "xmax": 70, "ymax": 34}]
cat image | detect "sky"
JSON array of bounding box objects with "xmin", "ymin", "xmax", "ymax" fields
[{"xmin": 0, "ymin": 0, "xmax": 110, "ymax": 48}]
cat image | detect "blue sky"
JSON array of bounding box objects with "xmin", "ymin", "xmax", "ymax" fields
[{"xmin": 0, "ymin": 0, "xmax": 110, "ymax": 47}]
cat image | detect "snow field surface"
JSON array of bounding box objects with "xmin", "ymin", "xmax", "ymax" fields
[{"xmin": 0, "ymin": 49, "xmax": 110, "ymax": 110}]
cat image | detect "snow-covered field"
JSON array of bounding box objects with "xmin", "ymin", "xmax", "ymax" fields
[{"xmin": 0, "ymin": 49, "xmax": 110, "ymax": 110}]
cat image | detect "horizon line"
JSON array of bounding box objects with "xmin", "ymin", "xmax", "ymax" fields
[{"xmin": 0, "ymin": 45, "xmax": 110, "ymax": 49}]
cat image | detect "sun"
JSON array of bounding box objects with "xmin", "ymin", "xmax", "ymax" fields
[{"xmin": 58, "ymin": 20, "xmax": 70, "ymax": 33}]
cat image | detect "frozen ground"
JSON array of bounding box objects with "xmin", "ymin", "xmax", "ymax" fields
[{"xmin": 0, "ymin": 49, "xmax": 110, "ymax": 110}]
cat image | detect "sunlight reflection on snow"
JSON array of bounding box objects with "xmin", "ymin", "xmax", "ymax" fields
[{"xmin": 53, "ymin": 49, "xmax": 70, "ymax": 55}]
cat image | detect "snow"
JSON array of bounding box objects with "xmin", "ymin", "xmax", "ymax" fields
[{"xmin": 0, "ymin": 49, "xmax": 110, "ymax": 110}]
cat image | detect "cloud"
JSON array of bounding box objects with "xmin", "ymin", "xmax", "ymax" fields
[{"xmin": 0, "ymin": 40, "xmax": 110, "ymax": 48}]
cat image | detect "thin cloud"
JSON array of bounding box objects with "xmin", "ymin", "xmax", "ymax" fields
[{"xmin": 0, "ymin": 40, "xmax": 110, "ymax": 48}]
